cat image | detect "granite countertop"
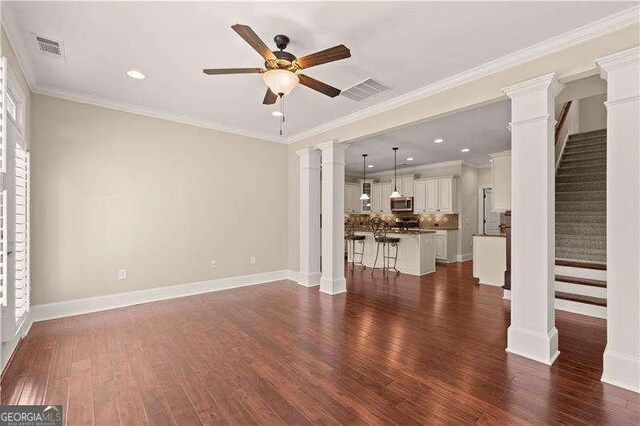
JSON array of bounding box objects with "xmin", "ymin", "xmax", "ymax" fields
[
  {"xmin": 473, "ymin": 232, "xmax": 507, "ymax": 238},
  {"xmin": 353, "ymin": 228, "xmax": 436, "ymax": 235}
]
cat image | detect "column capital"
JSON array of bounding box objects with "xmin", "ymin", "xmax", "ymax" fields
[
  {"xmin": 597, "ymin": 46, "xmax": 640, "ymax": 80},
  {"xmin": 318, "ymin": 140, "xmax": 347, "ymax": 165},
  {"xmin": 295, "ymin": 147, "xmax": 321, "ymax": 170},
  {"xmin": 502, "ymin": 73, "xmax": 563, "ymax": 99}
]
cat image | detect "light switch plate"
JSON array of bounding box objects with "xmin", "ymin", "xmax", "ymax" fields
[{"xmin": 118, "ymin": 269, "xmax": 127, "ymax": 280}]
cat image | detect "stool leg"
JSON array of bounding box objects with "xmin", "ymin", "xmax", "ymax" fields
[
  {"xmin": 358, "ymin": 240, "xmax": 366, "ymax": 269},
  {"xmin": 393, "ymin": 243, "xmax": 400, "ymax": 275},
  {"xmin": 372, "ymin": 241, "xmax": 381, "ymax": 276}
]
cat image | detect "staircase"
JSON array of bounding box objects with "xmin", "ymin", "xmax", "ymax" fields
[{"xmin": 554, "ymin": 129, "xmax": 607, "ymax": 318}]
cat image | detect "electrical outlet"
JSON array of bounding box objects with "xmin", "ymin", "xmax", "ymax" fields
[
  {"xmin": 210, "ymin": 260, "xmax": 217, "ymax": 269},
  {"xmin": 118, "ymin": 269, "xmax": 127, "ymax": 280},
  {"xmin": 250, "ymin": 256, "xmax": 257, "ymax": 265}
]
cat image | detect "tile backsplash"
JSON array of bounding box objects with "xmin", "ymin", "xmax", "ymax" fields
[{"xmin": 346, "ymin": 213, "xmax": 459, "ymax": 230}]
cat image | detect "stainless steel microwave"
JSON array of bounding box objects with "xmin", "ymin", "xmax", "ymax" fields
[{"xmin": 390, "ymin": 197, "xmax": 414, "ymax": 212}]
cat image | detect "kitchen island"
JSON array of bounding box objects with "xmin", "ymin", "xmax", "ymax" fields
[{"xmin": 349, "ymin": 229, "xmax": 436, "ymax": 276}]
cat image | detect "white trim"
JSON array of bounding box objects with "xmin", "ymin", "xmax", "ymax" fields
[
  {"xmin": 33, "ymin": 85, "xmax": 285, "ymax": 144},
  {"xmin": 30, "ymin": 269, "xmax": 296, "ymax": 322},
  {"xmin": 456, "ymin": 253, "xmax": 473, "ymax": 262},
  {"xmin": 602, "ymin": 350, "xmax": 640, "ymax": 393},
  {"xmin": 287, "ymin": 6, "xmax": 639, "ymax": 143},
  {"xmin": 555, "ymin": 132, "xmax": 571, "ymax": 171},
  {"xmin": 364, "ymin": 160, "xmax": 464, "ymax": 178},
  {"xmin": 554, "ymin": 298, "xmax": 607, "ymax": 319},
  {"xmin": 597, "ymin": 46, "xmax": 640, "ymax": 80},
  {"xmin": 2, "ymin": 4, "xmax": 637, "ymax": 145}
]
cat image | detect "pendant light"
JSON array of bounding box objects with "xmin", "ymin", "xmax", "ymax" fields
[
  {"xmin": 390, "ymin": 147, "xmax": 402, "ymax": 198},
  {"xmin": 360, "ymin": 154, "xmax": 370, "ymax": 200}
]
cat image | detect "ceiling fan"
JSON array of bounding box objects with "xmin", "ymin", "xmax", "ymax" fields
[{"xmin": 203, "ymin": 24, "xmax": 351, "ymax": 106}]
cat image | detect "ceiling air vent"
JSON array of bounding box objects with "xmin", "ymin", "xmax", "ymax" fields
[
  {"xmin": 34, "ymin": 34, "xmax": 65, "ymax": 59},
  {"xmin": 341, "ymin": 78, "xmax": 389, "ymax": 101}
]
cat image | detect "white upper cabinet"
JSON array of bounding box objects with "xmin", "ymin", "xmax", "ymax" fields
[
  {"xmin": 425, "ymin": 180, "xmax": 439, "ymax": 212},
  {"xmin": 414, "ymin": 176, "xmax": 458, "ymax": 213},
  {"xmin": 414, "ymin": 180, "xmax": 426, "ymax": 213},
  {"xmin": 489, "ymin": 151, "xmax": 511, "ymax": 212},
  {"xmin": 345, "ymin": 183, "xmax": 360, "ymax": 213},
  {"xmin": 399, "ymin": 176, "xmax": 414, "ymax": 197},
  {"xmin": 370, "ymin": 182, "xmax": 392, "ymax": 213}
]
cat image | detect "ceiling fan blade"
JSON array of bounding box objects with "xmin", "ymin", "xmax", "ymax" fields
[
  {"xmin": 263, "ymin": 88, "xmax": 278, "ymax": 105},
  {"xmin": 295, "ymin": 45, "xmax": 351, "ymax": 69},
  {"xmin": 299, "ymin": 74, "xmax": 341, "ymax": 98},
  {"xmin": 231, "ymin": 24, "xmax": 277, "ymax": 61},
  {"xmin": 203, "ymin": 68, "xmax": 264, "ymax": 75}
]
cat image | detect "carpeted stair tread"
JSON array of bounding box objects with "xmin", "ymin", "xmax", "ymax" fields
[
  {"xmin": 556, "ymin": 190, "xmax": 606, "ymax": 202},
  {"xmin": 556, "ymin": 211, "xmax": 605, "ymax": 223},
  {"xmin": 555, "ymin": 275, "xmax": 607, "ymax": 288},
  {"xmin": 555, "ymin": 129, "xmax": 607, "ymax": 265},
  {"xmin": 557, "ymin": 172, "xmax": 606, "ymax": 183},
  {"xmin": 556, "ymin": 181, "xmax": 606, "ymax": 192},
  {"xmin": 556, "ymin": 201, "xmax": 605, "ymax": 212},
  {"xmin": 556, "ymin": 249, "xmax": 606, "ymax": 262},
  {"xmin": 555, "ymin": 291, "xmax": 607, "ymax": 307}
]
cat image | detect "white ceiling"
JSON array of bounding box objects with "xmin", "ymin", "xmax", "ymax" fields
[
  {"xmin": 345, "ymin": 100, "xmax": 510, "ymax": 174},
  {"xmin": 4, "ymin": 1, "xmax": 634, "ymax": 141}
]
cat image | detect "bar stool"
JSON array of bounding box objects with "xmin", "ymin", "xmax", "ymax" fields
[
  {"xmin": 370, "ymin": 217, "xmax": 400, "ymax": 276},
  {"xmin": 345, "ymin": 217, "xmax": 366, "ymax": 270}
]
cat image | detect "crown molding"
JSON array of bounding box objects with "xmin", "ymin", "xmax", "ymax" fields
[
  {"xmin": 33, "ymin": 84, "xmax": 285, "ymax": 144},
  {"xmin": 285, "ymin": 5, "xmax": 639, "ymax": 144},
  {"xmin": 3, "ymin": 4, "xmax": 638, "ymax": 145}
]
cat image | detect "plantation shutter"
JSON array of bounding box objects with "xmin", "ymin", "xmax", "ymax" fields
[
  {"xmin": 0, "ymin": 56, "xmax": 6, "ymax": 307},
  {"xmin": 14, "ymin": 144, "xmax": 29, "ymax": 321}
]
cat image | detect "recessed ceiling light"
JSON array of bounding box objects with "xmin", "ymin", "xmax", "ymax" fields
[
  {"xmin": 127, "ymin": 69, "xmax": 145, "ymax": 80},
  {"xmin": 406, "ymin": 157, "xmax": 414, "ymax": 161},
  {"xmin": 434, "ymin": 138, "xmax": 444, "ymax": 144},
  {"xmin": 461, "ymin": 148, "xmax": 470, "ymax": 153},
  {"xmin": 368, "ymin": 164, "xmax": 374, "ymax": 168},
  {"xmin": 272, "ymin": 111, "xmax": 283, "ymax": 117}
]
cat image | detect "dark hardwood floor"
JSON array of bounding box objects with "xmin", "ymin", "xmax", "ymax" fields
[{"xmin": 1, "ymin": 262, "xmax": 638, "ymax": 424}]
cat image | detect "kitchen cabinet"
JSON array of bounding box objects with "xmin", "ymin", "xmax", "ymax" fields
[
  {"xmin": 434, "ymin": 229, "xmax": 459, "ymax": 262},
  {"xmin": 435, "ymin": 234, "xmax": 446, "ymax": 259},
  {"xmin": 489, "ymin": 151, "xmax": 511, "ymax": 212},
  {"xmin": 394, "ymin": 175, "xmax": 414, "ymax": 197},
  {"xmin": 414, "ymin": 176, "xmax": 458, "ymax": 213},
  {"xmin": 345, "ymin": 183, "xmax": 360, "ymax": 213},
  {"xmin": 371, "ymin": 182, "xmax": 392, "ymax": 213},
  {"xmin": 414, "ymin": 180, "xmax": 426, "ymax": 213}
]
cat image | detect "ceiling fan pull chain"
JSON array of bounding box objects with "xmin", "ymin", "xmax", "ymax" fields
[{"xmin": 279, "ymin": 96, "xmax": 284, "ymax": 136}]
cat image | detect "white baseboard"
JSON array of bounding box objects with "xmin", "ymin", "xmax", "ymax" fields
[
  {"xmin": 457, "ymin": 253, "xmax": 473, "ymax": 262},
  {"xmin": 506, "ymin": 326, "xmax": 560, "ymax": 365},
  {"xmin": 602, "ymin": 349, "xmax": 640, "ymax": 393},
  {"xmin": 31, "ymin": 269, "xmax": 295, "ymax": 322}
]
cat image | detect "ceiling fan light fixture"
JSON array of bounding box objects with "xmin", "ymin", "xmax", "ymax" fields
[{"xmin": 262, "ymin": 69, "xmax": 299, "ymax": 96}]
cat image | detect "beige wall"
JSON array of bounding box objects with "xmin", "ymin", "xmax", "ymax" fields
[
  {"xmin": 459, "ymin": 165, "xmax": 478, "ymax": 257},
  {"xmin": 579, "ymin": 93, "xmax": 607, "ymax": 133},
  {"xmin": 31, "ymin": 94, "xmax": 288, "ymax": 305}
]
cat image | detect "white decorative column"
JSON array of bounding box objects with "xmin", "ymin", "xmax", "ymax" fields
[
  {"xmin": 319, "ymin": 140, "xmax": 347, "ymax": 295},
  {"xmin": 503, "ymin": 74, "xmax": 562, "ymax": 365},
  {"xmin": 295, "ymin": 148, "xmax": 322, "ymax": 287},
  {"xmin": 597, "ymin": 47, "xmax": 640, "ymax": 393}
]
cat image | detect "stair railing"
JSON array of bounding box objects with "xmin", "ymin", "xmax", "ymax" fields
[{"xmin": 555, "ymin": 100, "xmax": 573, "ymax": 145}]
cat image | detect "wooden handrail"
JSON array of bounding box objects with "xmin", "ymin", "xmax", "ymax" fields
[{"xmin": 555, "ymin": 100, "xmax": 572, "ymax": 145}]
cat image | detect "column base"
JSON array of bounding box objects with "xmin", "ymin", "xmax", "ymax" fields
[
  {"xmin": 319, "ymin": 277, "xmax": 347, "ymax": 295},
  {"xmin": 506, "ymin": 326, "xmax": 560, "ymax": 365},
  {"xmin": 602, "ymin": 348, "xmax": 640, "ymax": 392},
  {"xmin": 296, "ymin": 271, "xmax": 321, "ymax": 287}
]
